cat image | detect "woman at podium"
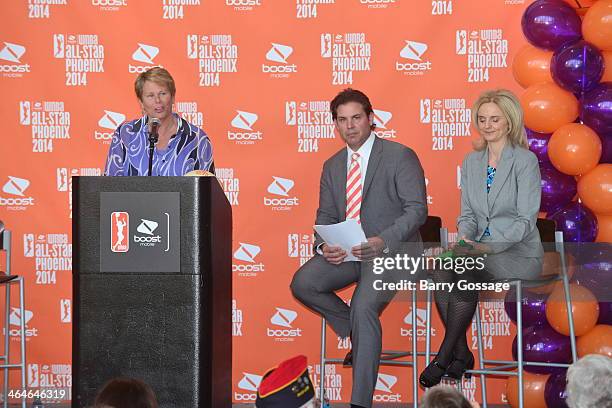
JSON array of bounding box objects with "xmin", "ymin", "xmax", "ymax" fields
[{"xmin": 104, "ymin": 67, "xmax": 214, "ymax": 176}]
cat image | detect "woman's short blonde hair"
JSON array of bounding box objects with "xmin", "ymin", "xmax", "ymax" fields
[
  {"xmin": 134, "ymin": 67, "xmax": 176, "ymax": 100},
  {"xmin": 471, "ymin": 89, "xmax": 528, "ymax": 151}
]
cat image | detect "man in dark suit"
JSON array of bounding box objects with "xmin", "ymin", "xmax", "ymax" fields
[{"xmin": 290, "ymin": 89, "xmax": 427, "ymax": 408}]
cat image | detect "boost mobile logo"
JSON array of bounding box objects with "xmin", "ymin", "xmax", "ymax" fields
[
  {"xmin": 0, "ymin": 42, "xmax": 31, "ymax": 75},
  {"xmin": 373, "ymin": 109, "xmax": 396, "ymax": 139},
  {"xmin": 0, "ymin": 42, "xmax": 26, "ymax": 63},
  {"xmin": 238, "ymin": 373, "xmax": 262, "ymax": 392},
  {"xmin": 267, "ymin": 176, "xmax": 294, "ymax": 196},
  {"xmin": 233, "ymin": 243, "xmax": 260, "ymax": 262},
  {"xmin": 233, "ymin": 243, "xmax": 264, "ymax": 274},
  {"xmin": 1, "ymin": 176, "xmax": 35, "ymax": 207},
  {"xmin": 136, "ymin": 219, "xmax": 159, "ymax": 235},
  {"xmin": 132, "ymin": 43, "xmax": 159, "ymax": 64},
  {"xmin": 267, "ymin": 307, "xmax": 302, "ymax": 338},
  {"xmin": 266, "ymin": 43, "xmax": 293, "ymax": 63},
  {"xmin": 400, "ymin": 41, "xmax": 427, "ymax": 61},
  {"xmin": 2, "ymin": 176, "xmax": 29, "ymax": 196},
  {"xmin": 263, "ymin": 43, "xmax": 297, "ymax": 74},
  {"xmin": 374, "ymin": 373, "xmax": 401, "ymax": 402},
  {"xmin": 7, "ymin": 308, "xmax": 38, "ymax": 339},
  {"xmin": 98, "ymin": 110, "xmax": 125, "ymax": 130},
  {"xmin": 264, "ymin": 177, "xmax": 299, "ymax": 208},
  {"xmin": 228, "ymin": 111, "xmax": 262, "ymax": 143},
  {"xmin": 234, "ymin": 373, "xmax": 262, "ymax": 402},
  {"xmin": 129, "ymin": 43, "xmax": 161, "ymax": 73},
  {"xmin": 400, "ymin": 308, "xmax": 436, "ymax": 338},
  {"xmin": 396, "ymin": 40, "xmax": 432, "ymax": 73},
  {"xmin": 231, "ymin": 110, "xmax": 258, "ymax": 130}
]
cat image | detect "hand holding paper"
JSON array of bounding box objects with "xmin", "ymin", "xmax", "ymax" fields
[{"xmin": 314, "ymin": 219, "xmax": 367, "ymax": 262}]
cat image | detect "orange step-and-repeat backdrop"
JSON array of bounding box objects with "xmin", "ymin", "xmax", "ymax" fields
[{"xmin": 1, "ymin": 0, "xmax": 529, "ymax": 404}]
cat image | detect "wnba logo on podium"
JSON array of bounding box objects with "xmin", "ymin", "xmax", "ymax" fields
[{"xmin": 111, "ymin": 212, "xmax": 129, "ymax": 253}]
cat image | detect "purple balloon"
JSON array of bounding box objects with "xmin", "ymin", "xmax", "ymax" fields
[
  {"xmin": 504, "ymin": 288, "xmax": 549, "ymax": 326},
  {"xmin": 572, "ymin": 244, "xmax": 612, "ymax": 300},
  {"xmin": 549, "ymin": 202, "xmax": 598, "ymax": 242},
  {"xmin": 598, "ymin": 302, "xmax": 612, "ymax": 325},
  {"xmin": 512, "ymin": 323, "xmax": 572, "ymax": 374},
  {"xmin": 521, "ymin": 1, "xmax": 582, "ymax": 51},
  {"xmin": 540, "ymin": 162, "xmax": 577, "ymax": 214},
  {"xmin": 545, "ymin": 371, "xmax": 569, "ymax": 408},
  {"xmin": 600, "ymin": 133, "xmax": 612, "ymax": 164},
  {"xmin": 551, "ymin": 41, "xmax": 604, "ymax": 94},
  {"xmin": 527, "ymin": 128, "xmax": 552, "ymax": 163},
  {"xmin": 582, "ymin": 82, "xmax": 612, "ymax": 137}
]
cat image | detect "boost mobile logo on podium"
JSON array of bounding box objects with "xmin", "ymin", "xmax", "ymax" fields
[
  {"xmin": 267, "ymin": 307, "xmax": 302, "ymax": 340},
  {"xmin": 263, "ymin": 176, "xmax": 299, "ymax": 210},
  {"xmin": 374, "ymin": 373, "xmax": 401, "ymax": 402},
  {"xmin": 234, "ymin": 373, "xmax": 262, "ymax": 402}
]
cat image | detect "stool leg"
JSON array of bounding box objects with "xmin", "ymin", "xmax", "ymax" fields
[
  {"xmin": 516, "ymin": 282, "xmax": 524, "ymax": 408},
  {"xmin": 320, "ymin": 318, "xmax": 326, "ymax": 406},
  {"xmin": 475, "ymin": 302, "xmax": 487, "ymax": 408},
  {"xmin": 412, "ymin": 289, "xmax": 418, "ymax": 408},
  {"xmin": 3, "ymin": 283, "xmax": 10, "ymax": 408},
  {"xmin": 19, "ymin": 280, "xmax": 26, "ymax": 408},
  {"xmin": 425, "ymin": 286, "xmax": 432, "ymax": 366}
]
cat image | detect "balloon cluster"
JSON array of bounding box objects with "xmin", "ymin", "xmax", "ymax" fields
[
  {"xmin": 515, "ymin": 0, "xmax": 612, "ymax": 243},
  {"xmin": 504, "ymin": 280, "xmax": 611, "ymax": 408}
]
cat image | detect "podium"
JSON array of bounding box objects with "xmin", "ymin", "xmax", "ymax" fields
[{"xmin": 72, "ymin": 176, "xmax": 232, "ymax": 407}]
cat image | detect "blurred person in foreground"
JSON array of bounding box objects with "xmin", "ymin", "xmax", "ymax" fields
[
  {"xmin": 421, "ymin": 384, "xmax": 480, "ymax": 408},
  {"xmin": 566, "ymin": 354, "xmax": 612, "ymax": 408},
  {"xmin": 420, "ymin": 89, "xmax": 543, "ymax": 387},
  {"xmin": 104, "ymin": 67, "xmax": 214, "ymax": 176},
  {"xmin": 94, "ymin": 377, "xmax": 158, "ymax": 408}
]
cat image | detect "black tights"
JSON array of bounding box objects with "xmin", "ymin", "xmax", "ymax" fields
[{"xmin": 431, "ymin": 269, "xmax": 479, "ymax": 367}]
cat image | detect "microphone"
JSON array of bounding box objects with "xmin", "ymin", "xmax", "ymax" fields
[{"xmin": 148, "ymin": 117, "xmax": 161, "ymax": 143}]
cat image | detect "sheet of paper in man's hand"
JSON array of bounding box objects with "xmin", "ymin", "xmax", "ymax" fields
[{"xmin": 314, "ymin": 219, "xmax": 367, "ymax": 262}]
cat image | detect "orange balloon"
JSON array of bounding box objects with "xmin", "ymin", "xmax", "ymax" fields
[
  {"xmin": 546, "ymin": 283, "xmax": 599, "ymax": 336},
  {"xmin": 577, "ymin": 324, "xmax": 612, "ymax": 357},
  {"xmin": 506, "ymin": 372, "xmax": 549, "ymax": 408},
  {"xmin": 583, "ymin": 0, "xmax": 612, "ymax": 51},
  {"xmin": 530, "ymin": 252, "xmax": 576, "ymax": 294},
  {"xmin": 548, "ymin": 123, "xmax": 602, "ymax": 175},
  {"xmin": 512, "ymin": 44, "xmax": 554, "ymax": 88},
  {"xmin": 564, "ymin": 0, "xmax": 599, "ymax": 16},
  {"xmin": 578, "ymin": 164, "xmax": 612, "ymax": 215},
  {"xmin": 521, "ymin": 83, "xmax": 579, "ymax": 134},
  {"xmin": 595, "ymin": 214, "xmax": 612, "ymax": 242},
  {"xmin": 603, "ymin": 50, "xmax": 612, "ymax": 82}
]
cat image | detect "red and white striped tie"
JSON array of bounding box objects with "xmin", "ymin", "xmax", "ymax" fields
[{"xmin": 346, "ymin": 152, "xmax": 362, "ymax": 223}]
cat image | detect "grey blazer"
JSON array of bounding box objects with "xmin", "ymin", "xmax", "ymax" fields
[
  {"xmin": 314, "ymin": 136, "xmax": 428, "ymax": 255},
  {"xmin": 457, "ymin": 144, "xmax": 544, "ymax": 257}
]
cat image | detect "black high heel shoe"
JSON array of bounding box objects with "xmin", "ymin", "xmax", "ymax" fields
[
  {"xmin": 419, "ymin": 358, "xmax": 448, "ymax": 388},
  {"xmin": 446, "ymin": 351, "xmax": 475, "ymax": 380}
]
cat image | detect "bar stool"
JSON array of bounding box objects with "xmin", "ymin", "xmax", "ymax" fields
[
  {"xmin": 467, "ymin": 219, "xmax": 576, "ymax": 408},
  {"xmin": 318, "ymin": 216, "xmax": 448, "ymax": 407},
  {"xmin": 0, "ymin": 225, "xmax": 27, "ymax": 408}
]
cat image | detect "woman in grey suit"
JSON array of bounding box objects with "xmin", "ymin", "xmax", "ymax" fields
[{"xmin": 419, "ymin": 89, "xmax": 544, "ymax": 387}]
